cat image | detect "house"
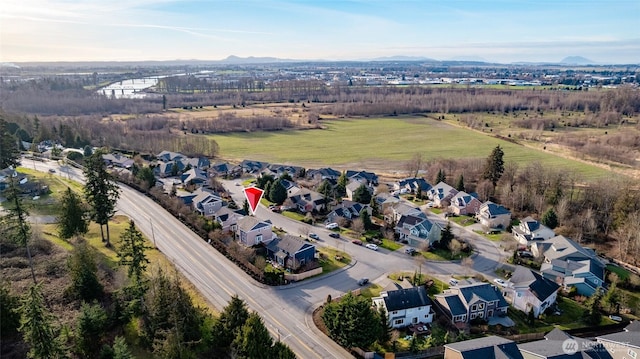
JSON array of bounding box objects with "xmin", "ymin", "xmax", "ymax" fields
[
  {"xmin": 345, "ymin": 179, "xmax": 373, "ymax": 201},
  {"xmin": 444, "ymin": 336, "xmax": 523, "ymax": 359},
  {"xmin": 449, "ymin": 191, "xmax": 482, "ymax": 216},
  {"xmin": 266, "ymin": 164, "xmax": 304, "ymax": 178},
  {"xmin": 512, "ymin": 216, "xmax": 555, "ymax": 245},
  {"xmin": 0, "ymin": 168, "xmax": 24, "ymax": 191},
  {"xmin": 214, "ymin": 207, "xmax": 245, "ymax": 232},
  {"xmin": 181, "ymin": 168, "xmax": 209, "ymax": 187},
  {"xmin": 288, "ymin": 188, "xmax": 326, "ymax": 213},
  {"xmin": 154, "ymin": 160, "xmax": 185, "ymax": 178},
  {"xmin": 209, "ymin": 162, "xmax": 242, "ymax": 178},
  {"xmin": 372, "ymin": 286, "xmax": 435, "ymax": 329},
  {"xmin": 532, "ymin": 235, "xmax": 606, "ymax": 296},
  {"xmin": 596, "ymin": 321, "xmax": 640, "ymax": 359},
  {"xmin": 266, "ymin": 235, "xmax": 316, "ymax": 271},
  {"xmin": 476, "ymin": 201, "xmax": 511, "ymax": 230},
  {"xmin": 326, "ymin": 200, "xmax": 371, "ymax": 224},
  {"xmin": 396, "ymin": 213, "xmax": 442, "ymax": 247},
  {"xmin": 236, "ymin": 217, "xmax": 274, "ymax": 246},
  {"xmin": 427, "ymin": 182, "xmax": 458, "ymax": 207},
  {"xmin": 518, "ymin": 328, "xmax": 612, "ymax": 359},
  {"xmin": 434, "ymin": 282, "xmax": 509, "ymax": 329},
  {"xmin": 384, "ymin": 202, "xmax": 422, "ymax": 224},
  {"xmin": 240, "ymin": 160, "xmax": 269, "ymax": 174},
  {"xmin": 503, "ymin": 266, "xmax": 560, "ymax": 318},
  {"xmin": 192, "ymin": 190, "xmax": 225, "ymax": 217},
  {"xmin": 394, "ymin": 177, "xmax": 432, "ymax": 194},
  {"xmin": 307, "ymin": 167, "xmax": 341, "ymax": 181},
  {"xmin": 346, "ymin": 170, "xmax": 378, "ymax": 186},
  {"xmin": 157, "ymin": 150, "xmax": 186, "ymax": 162},
  {"xmin": 180, "ymin": 156, "xmax": 210, "ymax": 170},
  {"xmin": 279, "ymin": 179, "xmax": 301, "ymax": 196},
  {"xmin": 102, "ymin": 153, "xmax": 134, "ymax": 169}
]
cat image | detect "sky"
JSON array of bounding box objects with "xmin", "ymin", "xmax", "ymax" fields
[{"xmin": 1, "ymin": 0, "xmax": 639, "ymax": 64}]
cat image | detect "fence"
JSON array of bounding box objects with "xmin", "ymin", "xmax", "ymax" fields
[{"xmin": 284, "ymin": 267, "xmax": 322, "ymax": 281}]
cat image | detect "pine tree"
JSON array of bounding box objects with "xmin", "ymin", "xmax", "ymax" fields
[
  {"xmin": 1, "ymin": 178, "xmax": 36, "ymax": 284},
  {"xmin": 0, "ymin": 118, "xmax": 21, "ymax": 169},
  {"xmin": 360, "ymin": 210, "xmax": 372, "ymax": 230},
  {"xmin": 112, "ymin": 336, "xmax": 133, "ymax": 359},
  {"xmin": 75, "ymin": 302, "xmax": 108, "ymax": 357},
  {"xmin": 271, "ymin": 341, "xmax": 296, "ymax": 359},
  {"xmin": 353, "ymin": 184, "xmax": 372, "ymax": 204},
  {"xmin": 58, "ymin": 187, "xmax": 89, "ymax": 239},
  {"xmin": 268, "ymin": 179, "xmax": 287, "ymax": 205},
  {"xmin": 482, "ymin": 145, "xmax": 505, "ymax": 187},
  {"xmin": 18, "ymin": 284, "xmax": 66, "ymax": 359},
  {"xmin": 440, "ymin": 222, "xmax": 454, "ymax": 249},
  {"xmin": 435, "ymin": 169, "xmax": 446, "ymax": 184},
  {"xmin": 84, "ymin": 148, "xmax": 121, "ymax": 247},
  {"xmin": 232, "ymin": 312, "xmax": 273, "ymax": 359},
  {"xmin": 455, "ymin": 174, "xmax": 465, "ymax": 191},
  {"xmin": 118, "ymin": 220, "xmax": 151, "ymax": 315},
  {"xmin": 212, "ymin": 295, "xmax": 249, "ymax": 349},
  {"xmin": 68, "ymin": 240, "xmax": 103, "ymax": 301},
  {"xmin": 378, "ymin": 307, "xmax": 391, "ymax": 344},
  {"xmin": 541, "ymin": 207, "xmax": 559, "ymax": 229},
  {"xmin": 0, "ymin": 283, "xmax": 21, "ymax": 338},
  {"xmin": 321, "ymin": 292, "xmax": 382, "ymax": 348}
]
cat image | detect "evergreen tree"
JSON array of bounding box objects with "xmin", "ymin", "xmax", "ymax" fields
[
  {"xmin": 353, "ymin": 184, "xmax": 372, "ymax": 204},
  {"xmin": 360, "ymin": 210, "xmax": 372, "ymax": 230},
  {"xmin": 435, "ymin": 169, "xmax": 446, "ymax": 184},
  {"xmin": 336, "ymin": 172, "xmax": 348, "ymax": 197},
  {"xmin": 118, "ymin": 220, "xmax": 151, "ymax": 315},
  {"xmin": 75, "ymin": 302, "xmax": 108, "ymax": 357},
  {"xmin": 541, "ymin": 207, "xmax": 559, "ymax": 229},
  {"xmin": 455, "ymin": 174, "xmax": 465, "ymax": 192},
  {"xmin": 271, "ymin": 341, "xmax": 296, "ymax": 359},
  {"xmin": 584, "ymin": 287, "xmax": 604, "ymax": 325},
  {"xmin": 603, "ymin": 281, "xmax": 620, "ymax": 314},
  {"xmin": 256, "ymin": 174, "xmax": 274, "ymax": 189},
  {"xmin": 84, "ymin": 148, "xmax": 121, "ymax": 247},
  {"xmin": 0, "ymin": 283, "xmax": 21, "ymax": 338},
  {"xmin": 232, "ymin": 312, "xmax": 273, "ymax": 359},
  {"xmin": 242, "ymin": 199, "xmax": 250, "ymax": 215},
  {"xmin": 279, "ymin": 171, "xmax": 292, "ymax": 181},
  {"xmin": 68, "ymin": 240, "xmax": 103, "ymax": 301},
  {"xmin": 58, "ymin": 187, "xmax": 89, "ymax": 239},
  {"xmin": 322, "ymin": 292, "xmax": 382, "ymax": 348},
  {"xmin": 0, "ymin": 118, "xmax": 20, "ymax": 169},
  {"xmin": 369, "ymin": 196, "xmax": 379, "ymax": 217},
  {"xmin": 440, "ymin": 222, "xmax": 454, "ymax": 249},
  {"xmin": 112, "ymin": 336, "xmax": 133, "ymax": 359},
  {"xmin": 482, "ymin": 145, "xmax": 505, "ymax": 187},
  {"xmin": 318, "ymin": 179, "xmax": 333, "ymax": 211},
  {"xmin": 212, "ymin": 295, "xmax": 249, "ymax": 349},
  {"xmin": 1, "ymin": 178, "xmax": 36, "ymax": 283},
  {"xmin": 377, "ymin": 307, "xmax": 391, "ymax": 344},
  {"xmin": 268, "ymin": 179, "xmax": 287, "ymax": 205},
  {"xmin": 18, "ymin": 284, "xmax": 66, "ymax": 359},
  {"xmin": 136, "ymin": 166, "xmax": 156, "ymax": 189}
]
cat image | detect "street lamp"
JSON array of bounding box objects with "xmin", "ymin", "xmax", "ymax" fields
[{"xmin": 149, "ymin": 217, "xmax": 157, "ymax": 248}]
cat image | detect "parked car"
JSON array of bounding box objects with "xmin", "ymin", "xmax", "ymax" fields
[
  {"xmin": 365, "ymin": 243, "xmax": 378, "ymax": 251},
  {"xmin": 448, "ymin": 279, "xmax": 459, "ymax": 286},
  {"xmin": 493, "ymin": 278, "xmax": 506, "ymax": 287},
  {"xmin": 309, "ymin": 233, "xmax": 319, "ymax": 240},
  {"xmin": 608, "ymin": 315, "xmax": 622, "ymax": 322},
  {"xmin": 328, "ymin": 233, "xmax": 340, "ymax": 239},
  {"xmin": 325, "ymin": 222, "xmax": 339, "ymax": 229},
  {"xmin": 357, "ymin": 278, "xmax": 369, "ymax": 286},
  {"xmin": 405, "ymin": 248, "xmax": 416, "ymax": 255},
  {"xmin": 352, "ymin": 239, "xmax": 363, "ymax": 245},
  {"xmin": 48, "ymin": 168, "xmax": 56, "ymax": 173},
  {"xmin": 518, "ymin": 251, "xmax": 534, "ymax": 258}
]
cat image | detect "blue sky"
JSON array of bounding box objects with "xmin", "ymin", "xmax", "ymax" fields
[{"xmin": 1, "ymin": 0, "xmax": 638, "ymax": 63}]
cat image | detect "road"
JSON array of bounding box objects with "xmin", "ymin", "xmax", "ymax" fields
[{"xmin": 29, "ymin": 158, "xmax": 508, "ymax": 358}]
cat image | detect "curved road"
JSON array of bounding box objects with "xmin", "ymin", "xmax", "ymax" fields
[{"xmin": 29, "ymin": 158, "xmax": 508, "ymax": 358}]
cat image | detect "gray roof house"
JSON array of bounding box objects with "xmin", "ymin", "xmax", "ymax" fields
[
  {"xmin": 236, "ymin": 217, "xmax": 274, "ymax": 247},
  {"xmin": 327, "ymin": 200, "xmax": 371, "ymax": 224},
  {"xmin": 214, "ymin": 207, "xmax": 245, "ymax": 232},
  {"xmin": 240, "ymin": 160, "xmax": 269, "ymax": 174},
  {"xmin": 181, "ymin": 168, "xmax": 209, "ymax": 187},
  {"xmin": 394, "ymin": 177, "xmax": 432, "ymax": 194},
  {"xmin": 102, "ymin": 153, "xmax": 134, "ymax": 169},
  {"xmin": 373, "ymin": 287, "xmax": 435, "ymax": 329},
  {"xmin": 346, "ymin": 170, "xmax": 378, "ymax": 186},
  {"xmin": 512, "ymin": 216, "xmax": 556, "ymax": 245},
  {"xmin": 192, "ymin": 190, "xmax": 225, "ymax": 217},
  {"xmin": 449, "ymin": 191, "xmax": 482, "ymax": 216},
  {"xmin": 157, "ymin": 150, "xmax": 186, "ymax": 162},
  {"xmin": 518, "ymin": 328, "xmax": 612, "ymax": 359},
  {"xmin": 434, "ymin": 282, "xmax": 509, "ymax": 330},
  {"xmin": 427, "ymin": 181, "xmax": 458, "ymax": 207},
  {"xmin": 596, "ymin": 321, "xmax": 640, "ymax": 359},
  {"xmin": 289, "ymin": 188, "xmax": 326, "ymax": 213},
  {"xmin": 444, "ymin": 336, "xmax": 523, "ymax": 359},
  {"xmin": 209, "ymin": 162, "xmax": 242, "ymax": 178},
  {"xmin": 395, "ymin": 213, "xmax": 443, "ymax": 247},
  {"xmin": 532, "ymin": 236, "xmax": 606, "ymax": 296},
  {"xmin": 266, "ymin": 235, "xmax": 316, "ymax": 271},
  {"xmin": 476, "ymin": 201, "xmax": 512, "ymax": 230},
  {"xmin": 346, "ymin": 179, "xmax": 373, "ymax": 202},
  {"xmin": 307, "ymin": 167, "xmax": 341, "ymax": 181},
  {"xmin": 503, "ymin": 266, "xmax": 560, "ymax": 318}
]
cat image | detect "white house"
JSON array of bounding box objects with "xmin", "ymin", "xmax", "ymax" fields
[
  {"xmin": 503, "ymin": 266, "xmax": 560, "ymax": 318},
  {"xmin": 512, "ymin": 216, "xmax": 555, "ymax": 245},
  {"xmin": 373, "ymin": 287, "xmax": 434, "ymax": 328},
  {"xmin": 476, "ymin": 201, "xmax": 511, "ymax": 230}
]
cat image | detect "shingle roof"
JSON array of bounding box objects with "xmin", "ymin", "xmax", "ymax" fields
[
  {"xmin": 482, "ymin": 201, "xmax": 511, "ymax": 216},
  {"xmin": 458, "ymin": 283, "xmax": 509, "ymax": 308},
  {"xmin": 382, "ymin": 287, "xmax": 431, "ymax": 312},
  {"xmin": 519, "ymin": 329, "xmax": 609, "ymax": 358},
  {"xmin": 436, "ymin": 294, "xmax": 467, "ymax": 316},
  {"xmin": 445, "ymin": 336, "xmax": 523, "ymax": 359},
  {"xmin": 266, "ymin": 235, "xmax": 315, "ymax": 256},
  {"xmin": 237, "ymin": 216, "xmax": 271, "ymax": 232},
  {"xmin": 510, "ymin": 266, "xmax": 560, "ymax": 302}
]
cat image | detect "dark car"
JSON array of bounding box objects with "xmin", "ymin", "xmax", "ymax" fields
[
  {"xmin": 352, "ymin": 239, "xmax": 363, "ymax": 245},
  {"xmin": 329, "ymin": 233, "xmax": 340, "ymax": 238},
  {"xmin": 405, "ymin": 248, "xmax": 416, "ymax": 255},
  {"xmin": 309, "ymin": 233, "xmax": 319, "ymax": 240},
  {"xmin": 357, "ymin": 278, "xmax": 369, "ymax": 286}
]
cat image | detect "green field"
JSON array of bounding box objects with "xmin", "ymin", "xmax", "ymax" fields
[{"xmin": 211, "ymin": 116, "xmax": 611, "ymax": 179}]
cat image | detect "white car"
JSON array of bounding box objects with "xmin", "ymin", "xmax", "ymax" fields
[
  {"xmin": 448, "ymin": 279, "xmax": 459, "ymax": 286},
  {"xmin": 493, "ymin": 278, "xmax": 506, "ymax": 287},
  {"xmin": 325, "ymin": 222, "xmax": 339, "ymax": 229},
  {"xmin": 365, "ymin": 243, "xmax": 378, "ymax": 251}
]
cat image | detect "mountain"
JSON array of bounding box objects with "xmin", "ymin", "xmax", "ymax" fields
[
  {"xmin": 369, "ymin": 55, "xmax": 438, "ymax": 62},
  {"xmin": 560, "ymin": 56, "xmax": 595, "ymax": 65},
  {"xmin": 219, "ymin": 55, "xmax": 299, "ymax": 64}
]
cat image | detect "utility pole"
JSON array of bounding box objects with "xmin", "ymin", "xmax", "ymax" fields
[{"xmin": 149, "ymin": 217, "xmax": 157, "ymax": 248}]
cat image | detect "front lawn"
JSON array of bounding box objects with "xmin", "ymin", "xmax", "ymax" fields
[
  {"xmin": 281, "ymin": 210, "xmax": 306, "ymax": 221},
  {"xmin": 607, "ymin": 264, "xmax": 630, "ymax": 281},
  {"xmin": 388, "ymin": 272, "xmax": 449, "ymax": 295},
  {"xmin": 473, "ymin": 230, "xmax": 504, "ymax": 242},
  {"xmin": 449, "ymin": 215, "xmax": 476, "ymax": 226},
  {"xmin": 422, "ymin": 247, "xmax": 471, "ymax": 261},
  {"xmin": 379, "ymin": 239, "xmax": 402, "ymax": 251},
  {"xmin": 317, "ymin": 247, "xmax": 351, "ymax": 273}
]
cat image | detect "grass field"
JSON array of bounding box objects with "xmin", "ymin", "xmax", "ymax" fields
[{"xmin": 211, "ymin": 116, "xmax": 611, "ymax": 179}]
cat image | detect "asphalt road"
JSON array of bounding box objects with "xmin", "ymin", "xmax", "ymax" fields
[{"xmin": 28, "ymin": 158, "xmax": 508, "ymax": 358}]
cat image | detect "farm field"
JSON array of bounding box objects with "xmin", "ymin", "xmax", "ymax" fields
[{"xmin": 211, "ymin": 116, "xmax": 613, "ymax": 180}]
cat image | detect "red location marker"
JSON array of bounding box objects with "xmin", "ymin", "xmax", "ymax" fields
[{"xmin": 243, "ymin": 186, "xmax": 264, "ymax": 215}]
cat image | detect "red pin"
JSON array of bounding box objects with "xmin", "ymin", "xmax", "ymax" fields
[{"xmin": 243, "ymin": 186, "xmax": 264, "ymax": 215}]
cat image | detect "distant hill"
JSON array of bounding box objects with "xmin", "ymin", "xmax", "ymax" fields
[
  {"xmin": 369, "ymin": 55, "xmax": 438, "ymax": 62},
  {"xmin": 219, "ymin": 55, "xmax": 298, "ymax": 64},
  {"xmin": 560, "ymin": 56, "xmax": 595, "ymax": 65}
]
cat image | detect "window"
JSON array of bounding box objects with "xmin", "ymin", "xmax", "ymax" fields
[
  {"xmin": 479, "ymin": 312, "xmax": 484, "ymax": 318},
  {"xmin": 470, "ymin": 313, "xmax": 476, "ymax": 320},
  {"xmin": 392, "ymin": 311, "xmax": 398, "ymax": 315},
  {"xmin": 394, "ymin": 319, "xmax": 403, "ymax": 326},
  {"xmin": 471, "ymin": 305, "xmax": 477, "ymax": 311},
  {"xmin": 478, "ymin": 303, "xmax": 485, "ymax": 310},
  {"xmin": 256, "ymin": 234, "xmax": 263, "ymax": 243},
  {"xmin": 412, "ymin": 317, "xmax": 418, "ymax": 324}
]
